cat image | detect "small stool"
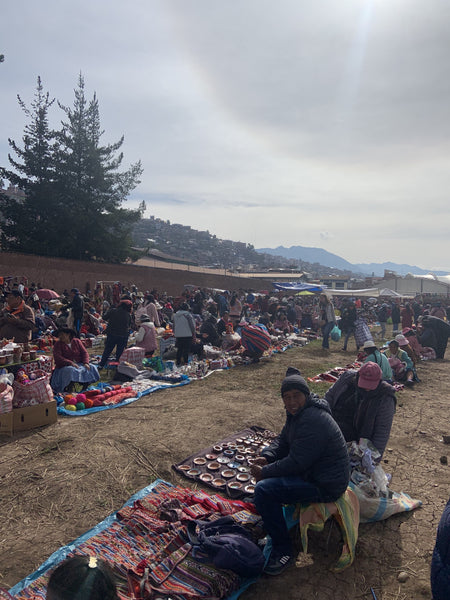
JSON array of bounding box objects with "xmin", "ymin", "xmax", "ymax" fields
[{"xmin": 289, "ymin": 487, "xmax": 360, "ymax": 572}]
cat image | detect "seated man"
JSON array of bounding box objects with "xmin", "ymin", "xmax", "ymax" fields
[
  {"xmin": 324, "ymin": 361, "xmax": 396, "ymax": 458},
  {"xmin": 251, "ymin": 367, "xmax": 350, "ymax": 576}
]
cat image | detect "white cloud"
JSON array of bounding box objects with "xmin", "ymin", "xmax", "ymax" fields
[{"xmin": 1, "ymin": 0, "xmax": 450, "ymax": 271}]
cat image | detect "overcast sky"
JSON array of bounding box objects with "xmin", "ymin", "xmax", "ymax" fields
[{"xmin": 2, "ymin": 0, "xmax": 450, "ymax": 271}]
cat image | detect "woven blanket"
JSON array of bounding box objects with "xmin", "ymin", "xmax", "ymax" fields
[
  {"xmin": 172, "ymin": 427, "xmax": 278, "ymax": 499},
  {"xmin": 9, "ymin": 480, "xmax": 261, "ymax": 600}
]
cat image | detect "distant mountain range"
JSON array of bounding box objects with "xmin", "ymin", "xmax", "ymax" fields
[{"xmin": 256, "ymin": 245, "xmax": 450, "ymax": 277}]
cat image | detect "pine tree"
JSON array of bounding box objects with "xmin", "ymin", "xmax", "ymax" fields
[
  {"xmin": 1, "ymin": 74, "xmax": 144, "ymax": 261},
  {"xmin": 0, "ymin": 76, "xmax": 63, "ymax": 254},
  {"xmin": 55, "ymin": 74, "xmax": 144, "ymax": 261}
]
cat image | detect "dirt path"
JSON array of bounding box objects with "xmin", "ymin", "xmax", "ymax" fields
[{"xmin": 0, "ymin": 339, "xmax": 448, "ymax": 599}]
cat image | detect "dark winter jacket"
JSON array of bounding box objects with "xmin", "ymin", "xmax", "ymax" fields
[
  {"xmin": 431, "ymin": 497, "xmax": 450, "ymax": 600},
  {"xmin": 261, "ymin": 395, "xmax": 350, "ymax": 501},
  {"xmin": 325, "ymin": 370, "xmax": 396, "ymax": 457},
  {"xmin": 421, "ymin": 316, "xmax": 450, "ymax": 359},
  {"xmin": 103, "ymin": 306, "xmax": 132, "ymax": 337}
]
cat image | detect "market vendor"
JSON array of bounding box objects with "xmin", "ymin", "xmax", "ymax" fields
[
  {"xmin": 362, "ymin": 339, "xmax": 393, "ymax": 381},
  {"xmin": 250, "ymin": 367, "xmax": 349, "ymax": 576},
  {"xmin": 51, "ymin": 328, "xmax": 100, "ymax": 393},
  {"xmin": 324, "ymin": 361, "xmax": 396, "ymax": 457},
  {"xmin": 383, "ymin": 339, "xmax": 416, "ymax": 386},
  {"xmin": 0, "ymin": 290, "xmax": 35, "ymax": 343}
]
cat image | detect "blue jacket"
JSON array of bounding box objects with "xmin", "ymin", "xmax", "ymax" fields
[
  {"xmin": 261, "ymin": 395, "xmax": 350, "ymax": 501},
  {"xmin": 431, "ymin": 497, "xmax": 450, "ymax": 600}
]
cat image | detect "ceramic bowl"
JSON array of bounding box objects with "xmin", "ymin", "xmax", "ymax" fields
[
  {"xmin": 244, "ymin": 484, "xmax": 255, "ymax": 494},
  {"xmin": 193, "ymin": 457, "xmax": 207, "ymax": 466},
  {"xmin": 212, "ymin": 478, "xmax": 226, "ymax": 488},
  {"xmin": 207, "ymin": 461, "xmax": 220, "ymax": 471},
  {"xmin": 187, "ymin": 468, "xmax": 201, "ymax": 477},
  {"xmin": 228, "ymin": 481, "xmax": 242, "ymax": 490},
  {"xmin": 213, "ymin": 445, "xmax": 223, "ymax": 453},
  {"xmin": 217, "ymin": 456, "xmax": 230, "ymax": 464},
  {"xmin": 199, "ymin": 473, "xmax": 214, "ymax": 483},
  {"xmin": 178, "ymin": 464, "xmax": 191, "ymax": 471},
  {"xmin": 227, "ymin": 461, "xmax": 240, "ymax": 469},
  {"xmin": 236, "ymin": 473, "xmax": 250, "ymax": 482},
  {"xmin": 205, "ymin": 453, "xmax": 218, "ymax": 460},
  {"xmin": 234, "ymin": 454, "xmax": 245, "ymax": 462},
  {"xmin": 221, "ymin": 469, "xmax": 236, "ymax": 479},
  {"xmin": 238, "ymin": 466, "xmax": 249, "ymax": 473},
  {"xmin": 223, "ymin": 449, "xmax": 235, "ymax": 457}
]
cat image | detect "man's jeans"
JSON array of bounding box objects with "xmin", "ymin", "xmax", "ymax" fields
[
  {"xmin": 322, "ymin": 321, "xmax": 334, "ymax": 349},
  {"xmin": 254, "ymin": 476, "xmax": 327, "ymax": 555}
]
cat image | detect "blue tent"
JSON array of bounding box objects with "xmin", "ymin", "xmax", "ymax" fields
[{"xmin": 272, "ymin": 282, "xmax": 325, "ymax": 293}]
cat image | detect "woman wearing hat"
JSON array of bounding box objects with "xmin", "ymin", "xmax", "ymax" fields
[
  {"xmin": 135, "ymin": 315, "xmax": 158, "ymax": 357},
  {"xmin": 362, "ymin": 339, "xmax": 393, "ymax": 381},
  {"xmin": 325, "ymin": 361, "xmax": 396, "ymax": 457},
  {"xmin": 51, "ymin": 328, "xmax": 100, "ymax": 393},
  {"xmin": 250, "ymin": 367, "xmax": 349, "ymax": 575},
  {"xmin": 384, "ymin": 339, "xmax": 416, "ymax": 385}
]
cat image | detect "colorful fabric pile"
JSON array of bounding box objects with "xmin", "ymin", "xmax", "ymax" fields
[{"xmin": 9, "ymin": 480, "xmax": 262, "ymax": 600}]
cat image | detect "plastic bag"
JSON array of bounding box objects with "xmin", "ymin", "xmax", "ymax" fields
[{"xmin": 330, "ymin": 324, "xmax": 341, "ymax": 342}]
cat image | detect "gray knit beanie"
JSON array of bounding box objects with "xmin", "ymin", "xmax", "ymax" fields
[{"xmin": 281, "ymin": 367, "xmax": 310, "ymax": 397}]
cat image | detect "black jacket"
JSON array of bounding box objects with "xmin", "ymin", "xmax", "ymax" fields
[
  {"xmin": 261, "ymin": 395, "xmax": 350, "ymax": 501},
  {"xmin": 104, "ymin": 306, "xmax": 131, "ymax": 337}
]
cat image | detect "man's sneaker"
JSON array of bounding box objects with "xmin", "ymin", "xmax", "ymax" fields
[{"xmin": 263, "ymin": 552, "xmax": 294, "ymax": 576}]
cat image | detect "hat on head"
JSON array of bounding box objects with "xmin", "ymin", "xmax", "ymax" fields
[
  {"xmin": 281, "ymin": 367, "xmax": 310, "ymax": 397},
  {"xmin": 8, "ymin": 289, "xmax": 23, "ymax": 299},
  {"xmin": 395, "ymin": 334, "xmax": 409, "ymax": 347},
  {"xmin": 402, "ymin": 327, "xmax": 413, "ymax": 336},
  {"xmin": 71, "ymin": 288, "xmax": 79, "ymax": 294},
  {"xmin": 357, "ymin": 361, "xmax": 382, "ymax": 390},
  {"xmin": 363, "ymin": 340, "xmax": 376, "ymax": 350}
]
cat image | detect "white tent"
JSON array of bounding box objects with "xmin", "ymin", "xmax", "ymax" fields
[{"xmin": 328, "ymin": 287, "xmax": 403, "ymax": 297}]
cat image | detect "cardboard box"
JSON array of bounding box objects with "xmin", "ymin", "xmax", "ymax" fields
[
  {"xmin": 0, "ymin": 411, "xmax": 14, "ymax": 436},
  {"xmin": 13, "ymin": 400, "xmax": 57, "ymax": 432}
]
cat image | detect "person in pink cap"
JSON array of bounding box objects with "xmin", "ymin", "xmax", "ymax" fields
[{"xmin": 325, "ymin": 361, "xmax": 396, "ymax": 457}]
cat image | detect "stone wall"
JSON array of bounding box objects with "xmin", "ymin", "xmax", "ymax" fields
[{"xmin": 0, "ymin": 252, "xmax": 270, "ymax": 295}]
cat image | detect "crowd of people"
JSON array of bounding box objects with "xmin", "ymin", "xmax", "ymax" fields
[{"xmin": 1, "ymin": 278, "xmax": 450, "ymax": 592}]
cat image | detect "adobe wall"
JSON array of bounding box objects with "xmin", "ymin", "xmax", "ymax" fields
[{"xmin": 0, "ymin": 252, "xmax": 270, "ymax": 295}]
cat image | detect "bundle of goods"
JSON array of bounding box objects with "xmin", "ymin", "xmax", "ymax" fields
[
  {"xmin": 119, "ymin": 346, "xmax": 145, "ymax": 367},
  {"xmin": 348, "ymin": 438, "xmax": 422, "ymax": 523},
  {"xmin": 308, "ymin": 362, "xmax": 362, "ymax": 383},
  {"xmin": 62, "ymin": 385, "xmax": 135, "ymax": 411},
  {"xmin": 12, "ymin": 368, "xmax": 53, "ymax": 408}
]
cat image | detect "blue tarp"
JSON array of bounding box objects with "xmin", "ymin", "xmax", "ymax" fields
[
  {"xmin": 56, "ymin": 376, "xmax": 191, "ymax": 416},
  {"xmin": 9, "ymin": 479, "xmax": 261, "ymax": 600}
]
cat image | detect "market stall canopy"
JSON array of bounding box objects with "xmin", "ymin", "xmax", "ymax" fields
[
  {"xmin": 327, "ymin": 287, "xmax": 403, "ymax": 297},
  {"xmin": 272, "ymin": 282, "xmax": 325, "ymax": 293},
  {"xmin": 36, "ymin": 288, "xmax": 60, "ymax": 300}
]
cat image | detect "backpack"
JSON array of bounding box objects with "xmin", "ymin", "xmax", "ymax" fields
[{"xmin": 186, "ymin": 516, "xmax": 265, "ymax": 578}]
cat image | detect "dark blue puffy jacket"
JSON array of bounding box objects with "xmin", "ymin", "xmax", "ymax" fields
[
  {"xmin": 261, "ymin": 394, "xmax": 350, "ymax": 501},
  {"xmin": 431, "ymin": 497, "xmax": 450, "ymax": 600}
]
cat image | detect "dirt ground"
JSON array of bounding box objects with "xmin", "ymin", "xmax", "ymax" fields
[{"xmin": 0, "ymin": 335, "xmax": 448, "ymax": 600}]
